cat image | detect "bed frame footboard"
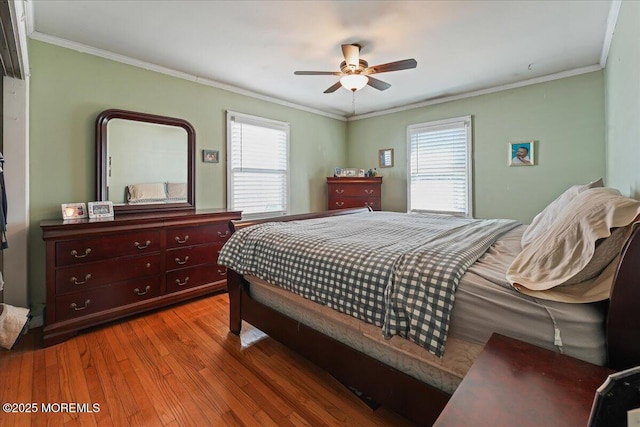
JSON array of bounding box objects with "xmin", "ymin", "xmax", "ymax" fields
[{"xmin": 227, "ymin": 269, "xmax": 450, "ymax": 425}]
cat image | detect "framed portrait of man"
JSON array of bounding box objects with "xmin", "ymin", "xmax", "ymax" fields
[{"xmin": 509, "ymin": 141, "xmax": 535, "ymax": 166}]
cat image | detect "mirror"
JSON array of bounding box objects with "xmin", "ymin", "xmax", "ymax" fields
[{"xmin": 96, "ymin": 109, "xmax": 195, "ymax": 214}]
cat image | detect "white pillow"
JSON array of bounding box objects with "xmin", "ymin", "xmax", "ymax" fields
[
  {"xmin": 507, "ymin": 187, "xmax": 640, "ymax": 303},
  {"xmin": 521, "ymin": 178, "xmax": 603, "ymax": 248},
  {"xmin": 127, "ymin": 183, "xmax": 167, "ymax": 202}
]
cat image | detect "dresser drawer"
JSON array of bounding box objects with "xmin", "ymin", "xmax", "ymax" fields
[
  {"xmin": 165, "ymin": 243, "xmax": 222, "ymax": 271},
  {"xmin": 56, "ymin": 231, "xmax": 161, "ymax": 266},
  {"xmin": 166, "ymin": 264, "xmax": 227, "ymax": 293},
  {"xmin": 329, "ymin": 184, "xmax": 380, "ymax": 198},
  {"xmin": 166, "ymin": 223, "xmax": 231, "ymax": 249},
  {"xmin": 55, "ymin": 254, "xmax": 161, "ymax": 295},
  {"xmin": 328, "ymin": 196, "xmax": 381, "ymax": 211},
  {"xmin": 54, "ymin": 276, "xmax": 162, "ymax": 322}
]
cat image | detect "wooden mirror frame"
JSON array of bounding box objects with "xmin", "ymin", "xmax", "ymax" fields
[{"xmin": 96, "ymin": 109, "xmax": 196, "ymax": 214}]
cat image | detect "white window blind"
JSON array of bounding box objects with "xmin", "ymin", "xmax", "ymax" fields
[
  {"xmin": 407, "ymin": 116, "xmax": 472, "ymax": 216},
  {"xmin": 227, "ymin": 111, "xmax": 289, "ymax": 218}
]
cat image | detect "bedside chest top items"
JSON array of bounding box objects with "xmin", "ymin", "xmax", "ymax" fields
[{"xmin": 327, "ymin": 176, "xmax": 382, "ymax": 211}]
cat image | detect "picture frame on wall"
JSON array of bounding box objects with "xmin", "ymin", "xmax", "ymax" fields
[
  {"xmin": 61, "ymin": 203, "xmax": 88, "ymax": 220},
  {"xmin": 202, "ymin": 149, "xmax": 219, "ymax": 163},
  {"xmin": 379, "ymin": 148, "xmax": 394, "ymax": 168},
  {"xmin": 509, "ymin": 141, "xmax": 535, "ymax": 166}
]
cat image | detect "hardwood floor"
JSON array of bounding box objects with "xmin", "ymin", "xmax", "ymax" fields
[{"xmin": 0, "ymin": 294, "xmax": 414, "ymax": 426}]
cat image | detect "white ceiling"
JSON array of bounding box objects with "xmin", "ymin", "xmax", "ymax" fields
[{"xmin": 27, "ymin": 0, "xmax": 615, "ymax": 119}]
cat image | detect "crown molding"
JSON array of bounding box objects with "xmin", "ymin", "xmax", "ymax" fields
[
  {"xmin": 27, "ymin": 29, "xmax": 605, "ymax": 123},
  {"xmin": 348, "ymin": 65, "xmax": 603, "ymax": 121},
  {"xmin": 28, "ymin": 31, "xmax": 346, "ymax": 121}
]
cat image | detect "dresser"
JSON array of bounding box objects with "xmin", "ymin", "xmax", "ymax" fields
[
  {"xmin": 327, "ymin": 177, "xmax": 382, "ymax": 211},
  {"xmin": 40, "ymin": 209, "xmax": 241, "ymax": 346}
]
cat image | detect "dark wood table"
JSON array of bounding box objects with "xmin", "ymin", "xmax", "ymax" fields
[{"xmin": 434, "ymin": 333, "xmax": 613, "ymax": 427}]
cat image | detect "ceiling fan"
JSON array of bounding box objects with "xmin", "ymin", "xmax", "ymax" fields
[{"xmin": 294, "ymin": 44, "xmax": 417, "ymax": 93}]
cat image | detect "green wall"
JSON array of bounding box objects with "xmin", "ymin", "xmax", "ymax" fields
[
  {"xmin": 28, "ymin": 40, "xmax": 347, "ymax": 311},
  {"xmin": 347, "ymin": 72, "xmax": 606, "ymax": 223},
  {"xmin": 605, "ymin": 0, "xmax": 640, "ymax": 198}
]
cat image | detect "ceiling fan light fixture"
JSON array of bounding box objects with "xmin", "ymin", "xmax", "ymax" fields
[{"xmin": 340, "ymin": 74, "xmax": 368, "ymax": 92}]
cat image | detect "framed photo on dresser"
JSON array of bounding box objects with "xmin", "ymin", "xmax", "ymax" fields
[
  {"xmin": 61, "ymin": 203, "xmax": 88, "ymax": 220},
  {"xmin": 88, "ymin": 201, "xmax": 114, "ymax": 219}
]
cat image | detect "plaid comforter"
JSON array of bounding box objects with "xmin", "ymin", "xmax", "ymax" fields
[{"xmin": 219, "ymin": 211, "xmax": 519, "ymax": 357}]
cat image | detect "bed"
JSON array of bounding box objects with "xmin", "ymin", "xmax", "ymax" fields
[{"xmin": 219, "ymin": 183, "xmax": 640, "ymax": 425}]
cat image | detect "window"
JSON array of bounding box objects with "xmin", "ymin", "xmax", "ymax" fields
[
  {"xmin": 227, "ymin": 111, "xmax": 289, "ymax": 218},
  {"xmin": 407, "ymin": 116, "xmax": 472, "ymax": 216}
]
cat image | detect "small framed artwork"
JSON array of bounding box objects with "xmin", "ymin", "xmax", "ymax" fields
[
  {"xmin": 509, "ymin": 141, "xmax": 535, "ymax": 166},
  {"xmin": 358, "ymin": 169, "xmax": 366, "ymax": 177},
  {"xmin": 88, "ymin": 201, "xmax": 114, "ymax": 219},
  {"xmin": 61, "ymin": 203, "xmax": 88, "ymax": 220},
  {"xmin": 202, "ymin": 149, "xmax": 219, "ymax": 163},
  {"xmin": 334, "ymin": 167, "xmax": 344, "ymax": 177},
  {"xmin": 379, "ymin": 148, "xmax": 394, "ymax": 168}
]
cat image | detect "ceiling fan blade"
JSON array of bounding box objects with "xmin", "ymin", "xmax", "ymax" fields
[
  {"xmin": 324, "ymin": 81, "xmax": 343, "ymax": 93},
  {"xmin": 341, "ymin": 44, "xmax": 360, "ymax": 68},
  {"xmin": 294, "ymin": 71, "xmax": 342, "ymax": 76},
  {"xmin": 365, "ymin": 58, "xmax": 417, "ymax": 74},
  {"xmin": 366, "ymin": 76, "xmax": 391, "ymax": 91}
]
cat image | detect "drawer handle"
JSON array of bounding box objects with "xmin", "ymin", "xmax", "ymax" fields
[
  {"xmin": 175, "ymin": 256, "xmax": 190, "ymax": 265},
  {"xmin": 70, "ymin": 274, "xmax": 92, "ymax": 285},
  {"xmin": 134, "ymin": 240, "xmax": 151, "ymax": 250},
  {"xmin": 134, "ymin": 285, "xmax": 151, "ymax": 296},
  {"xmin": 217, "ymin": 230, "xmax": 230, "ymax": 238},
  {"xmin": 70, "ymin": 299, "xmax": 91, "ymax": 311},
  {"xmin": 175, "ymin": 235, "xmax": 189, "ymax": 244},
  {"xmin": 364, "ymin": 189, "xmax": 374, "ymax": 195},
  {"xmin": 70, "ymin": 248, "xmax": 92, "ymax": 259},
  {"xmin": 218, "ymin": 268, "xmax": 227, "ymax": 276},
  {"xmin": 335, "ymin": 189, "xmax": 344, "ymax": 194},
  {"xmin": 175, "ymin": 277, "xmax": 190, "ymax": 286},
  {"xmin": 335, "ymin": 201, "xmax": 344, "ymax": 207}
]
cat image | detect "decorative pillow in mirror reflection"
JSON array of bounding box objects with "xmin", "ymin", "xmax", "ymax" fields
[
  {"xmin": 127, "ymin": 182, "xmax": 167, "ymax": 202},
  {"xmin": 166, "ymin": 182, "xmax": 188, "ymax": 200}
]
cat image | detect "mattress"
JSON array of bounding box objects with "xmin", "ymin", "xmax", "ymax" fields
[{"xmin": 244, "ymin": 225, "xmax": 606, "ymax": 394}]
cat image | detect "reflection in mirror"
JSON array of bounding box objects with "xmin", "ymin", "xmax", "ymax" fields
[
  {"xmin": 108, "ymin": 120, "xmax": 187, "ymax": 203},
  {"xmin": 96, "ymin": 109, "xmax": 195, "ymax": 214}
]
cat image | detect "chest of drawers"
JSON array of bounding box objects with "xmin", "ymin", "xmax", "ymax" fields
[
  {"xmin": 327, "ymin": 177, "xmax": 383, "ymax": 211},
  {"xmin": 40, "ymin": 209, "xmax": 241, "ymax": 346}
]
